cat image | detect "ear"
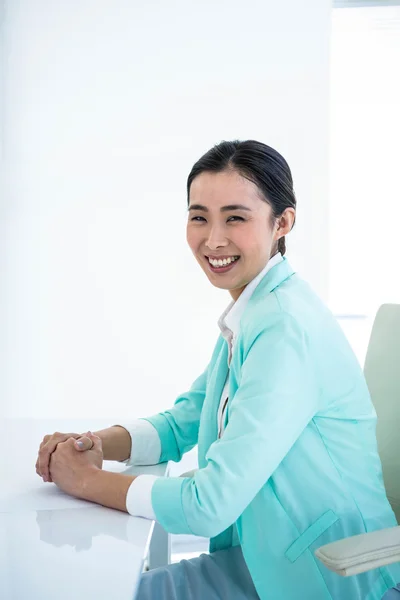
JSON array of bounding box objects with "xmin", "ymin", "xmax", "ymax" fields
[{"xmin": 274, "ymin": 208, "xmax": 295, "ymax": 240}]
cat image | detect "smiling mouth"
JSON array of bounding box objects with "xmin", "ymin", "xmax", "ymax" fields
[
  {"xmin": 205, "ymin": 255, "xmax": 241, "ymax": 272},
  {"xmin": 206, "ymin": 255, "xmax": 240, "ymax": 264}
]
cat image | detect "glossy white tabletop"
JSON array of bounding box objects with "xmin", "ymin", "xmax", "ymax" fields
[{"xmin": 0, "ymin": 418, "xmax": 168, "ymax": 600}]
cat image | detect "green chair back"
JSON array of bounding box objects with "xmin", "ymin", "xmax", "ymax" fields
[{"xmin": 364, "ymin": 304, "xmax": 400, "ymax": 523}]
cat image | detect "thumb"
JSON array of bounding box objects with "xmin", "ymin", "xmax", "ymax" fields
[{"xmin": 74, "ymin": 435, "xmax": 94, "ymax": 452}]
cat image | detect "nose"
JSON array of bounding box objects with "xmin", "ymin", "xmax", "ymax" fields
[{"xmin": 205, "ymin": 225, "xmax": 229, "ymax": 251}]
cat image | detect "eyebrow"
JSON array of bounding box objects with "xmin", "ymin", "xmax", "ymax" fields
[{"xmin": 188, "ymin": 204, "xmax": 252, "ymax": 212}]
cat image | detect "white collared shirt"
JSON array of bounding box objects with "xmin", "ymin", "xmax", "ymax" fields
[{"xmin": 118, "ymin": 252, "xmax": 283, "ymax": 519}]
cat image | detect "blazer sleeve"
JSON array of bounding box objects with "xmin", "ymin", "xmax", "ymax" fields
[
  {"xmin": 149, "ymin": 310, "xmax": 320, "ymax": 537},
  {"xmin": 141, "ymin": 362, "xmax": 211, "ymax": 464}
]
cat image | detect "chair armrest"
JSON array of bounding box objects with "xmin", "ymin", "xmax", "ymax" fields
[{"xmin": 315, "ymin": 526, "xmax": 400, "ymax": 576}]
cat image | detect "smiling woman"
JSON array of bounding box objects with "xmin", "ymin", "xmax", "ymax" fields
[
  {"xmin": 186, "ymin": 141, "xmax": 296, "ymax": 301},
  {"xmin": 36, "ymin": 140, "xmax": 400, "ymax": 600}
]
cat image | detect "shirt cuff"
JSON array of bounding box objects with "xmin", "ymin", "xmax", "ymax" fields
[
  {"xmin": 113, "ymin": 419, "xmax": 161, "ymax": 466},
  {"xmin": 126, "ymin": 474, "xmax": 159, "ymax": 520}
]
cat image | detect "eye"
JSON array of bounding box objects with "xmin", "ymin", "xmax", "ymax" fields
[{"xmin": 190, "ymin": 216, "xmax": 245, "ymax": 223}]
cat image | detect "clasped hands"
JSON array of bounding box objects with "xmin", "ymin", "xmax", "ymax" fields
[{"xmin": 35, "ymin": 431, "xmax": 103, "ymax": 499}]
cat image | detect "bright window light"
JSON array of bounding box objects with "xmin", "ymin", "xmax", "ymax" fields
[{"xmin": 329, "ymin": 5, "xmax": 400, "ymax": 316}]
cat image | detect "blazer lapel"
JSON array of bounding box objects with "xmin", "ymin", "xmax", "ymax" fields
[{"xmin": 197, "ymin": 258, "xmax": 296, "ymax": 468}]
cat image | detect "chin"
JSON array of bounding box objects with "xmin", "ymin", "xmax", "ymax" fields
[{"xmin": 211, "ymin": 281, "xmax": 232, "ymax": 290}]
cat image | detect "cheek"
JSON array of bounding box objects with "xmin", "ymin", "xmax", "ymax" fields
[
  {"xmin": 246, "ymin": 222, "xmax": 274, "ymax": 247},
  {"xmin": 186, "ymin": 226, "xmax": 200, "ymax": 251},
  {"xmin": 236, "ymin": 231, "xmax": 272, "ymax": 260},
  {"xmin": 234, "ymin": 228, "xmax": 260, "ymax": 252}
]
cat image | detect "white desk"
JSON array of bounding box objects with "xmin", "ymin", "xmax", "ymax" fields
[{"xmin": 0, "ymin": 418, "xmax": 170, "ymax": 600}]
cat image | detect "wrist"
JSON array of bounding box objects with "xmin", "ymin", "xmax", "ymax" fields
[
  {"xmin": 79, "ymin": 468, "xmax": 136, "ymax": 512},
  {"xmin": 80, "ymin": 465, "xmax": 102, "ymax": 502},
  {"xmin": 93, "ymin": 426, "xmax": 131, "ymax": 462}
]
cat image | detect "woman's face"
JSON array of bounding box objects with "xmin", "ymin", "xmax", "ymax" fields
[{"xmin": 186, "ymin": 169, "xmax": 294, "ymax": 301}]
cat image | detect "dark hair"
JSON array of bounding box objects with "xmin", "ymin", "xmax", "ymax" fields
[{"xmin": 187, "ymin": 140, "xmax": 296, "ymax": 255}]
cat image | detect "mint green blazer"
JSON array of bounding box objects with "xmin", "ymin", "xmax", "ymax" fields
[{"xmin": 144, "ymin": 258, "xmax": 400, "ymax": 599}]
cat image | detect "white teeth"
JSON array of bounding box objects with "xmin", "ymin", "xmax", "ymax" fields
[{"xmin": 208, "ymin": 256, "xmax": 239, "ymax": 268}]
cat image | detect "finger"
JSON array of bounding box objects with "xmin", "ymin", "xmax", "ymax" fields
[
  {"xmin": 35, "ymin": 458, "xmax": 49, "ymax": 479},
  {"xmin": 36, "ymin": 436, "xmax": 50, "ymax": 475},
  {"xmin": 38, "ymin": 440, "xmax": 62, "ymax": 481},
  {"xmin": 38, "ymin": 433, "xmax": 81, "ymax": 481},
  {"xmin": 86, "ymin": 432, "xmax": 102, "ymax": 452}
]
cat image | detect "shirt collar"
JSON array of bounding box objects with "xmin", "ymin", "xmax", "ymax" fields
[{"xmin": 217, "ymin": 252, "xmax": 283, "ymax": 341}]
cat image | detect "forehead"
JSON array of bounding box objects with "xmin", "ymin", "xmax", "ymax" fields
[{"xmin": 189, "ymin": 170, "xmax": 268, "ymax": 211}]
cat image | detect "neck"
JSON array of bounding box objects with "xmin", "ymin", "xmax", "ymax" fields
[
  {"xmin": 229, "ymin": 285, "xmax": 245, "ymax": 302},
  {"xmin": 228, "ymin": 252, "xmax": 280, "ymax": 302}
]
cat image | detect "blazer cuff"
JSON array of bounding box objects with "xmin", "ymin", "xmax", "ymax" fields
[
  {"xmin": 126, "ymin": 474, "xmax": 159, "ymax": 520},
  {"xmin": 113, "ymin": 419, "xmax": 161, "ymax": 466},
  {"xmin": 151, "ymin": 476, "xmax": 193, "ymax": 534}
]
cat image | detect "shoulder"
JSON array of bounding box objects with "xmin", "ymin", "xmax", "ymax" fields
[{"xmin": 240, "ymin": 273, "xmax": 328, "ymax": 346}]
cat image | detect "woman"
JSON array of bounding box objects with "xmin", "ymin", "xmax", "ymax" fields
[{"xmin": 36, "ymin": 140, "xmax": 400, "ymax": 600}]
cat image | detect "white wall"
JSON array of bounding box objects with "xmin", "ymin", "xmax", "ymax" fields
[{"xmin": 1, "ymin": 0, "xmax": 331, "ymax": 419}]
